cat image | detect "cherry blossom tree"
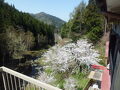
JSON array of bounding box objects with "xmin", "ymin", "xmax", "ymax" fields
[{"xmin": 43, "ymin": 39, "xmax": 101, "ymax": 72}]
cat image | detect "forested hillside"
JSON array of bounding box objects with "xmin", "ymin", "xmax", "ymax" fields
[
  {"xmin": 0, "ymin": 0, "xmax": 107, "ymax": 89},
  {"xmin": 31, "ymin": 12, "xmax": 65, "ymax": 29},
  {"xmin": 61, "ymin": 0, "xmax": 104, "ymax": 43},
  {"xmin": 0, "ymin": 0, "xmax": 55, "ymax": 66}
]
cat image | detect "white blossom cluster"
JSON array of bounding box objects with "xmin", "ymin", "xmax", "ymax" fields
[
  {"xmin": 38, "ymin": 72, "xmax": 56, "ymax": 84},
  {"xmin": 42, "ymin": 39, "xmax": 101, "ymax": 72},
  {"xmin": 64, "ymin": 77, "xmax": 77, "ymax": 90}
]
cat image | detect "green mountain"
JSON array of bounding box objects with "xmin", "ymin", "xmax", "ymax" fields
[{"xmin": 31, "ymin": 12, "xmax": 65, "ymax": 28}]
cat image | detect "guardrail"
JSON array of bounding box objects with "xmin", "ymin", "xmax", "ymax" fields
[{"xmin": 0, "ymin": 66, "xmax": 62, "ymax": 90}]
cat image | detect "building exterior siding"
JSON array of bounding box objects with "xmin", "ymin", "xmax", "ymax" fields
[{"xmin": 109, "ymin": 24, "xmax": 120, "ymax": 90}]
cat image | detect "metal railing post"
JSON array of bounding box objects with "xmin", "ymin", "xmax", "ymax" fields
[
  {"xmin": 2, "ymin": 72, "xmax": 7, "ymax": 90},
  {"xmin": 18, "ymin": 78, "xmax": 21, "ymax": 90},
  {"xmin": 10, "ymin": 74, "xmax": 14, "ymax": 90},
  {"xmin": 6, "ymin": 73, "xmax": 10, "ymax": 90},
  {"xmin": 14, "ymin": 76, "xmax": 17, "ymax": 90}
]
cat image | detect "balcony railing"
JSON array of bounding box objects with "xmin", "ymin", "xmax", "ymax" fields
[{"xmin": 0, "ymin": 66, "xmax": 62, "ymax": 90}]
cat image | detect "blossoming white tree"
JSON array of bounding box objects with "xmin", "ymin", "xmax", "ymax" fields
[{"xmin": 43, "ymin": 39, "xmax": 101, "ymax": 72}]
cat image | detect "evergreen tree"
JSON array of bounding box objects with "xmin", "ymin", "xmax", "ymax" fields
[
  {"xmin": 84, "ymin": 0, "xmax": 104, "ymax": 43},
  {"xmin": 61, "ymin": 0, "xmax": 104, "ymax": 43}
]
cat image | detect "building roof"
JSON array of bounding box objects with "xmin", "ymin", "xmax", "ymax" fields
[
  {"xmin": 96, "ymin": 0, "xmax": 120, "ymax": 13},
  {"xmin": 106, "ymin": 0, "xmax": 120, "ymax": 14},
  {"xmin": 96, "ymin": 0, "xmax": 120, "ymax": 20}
]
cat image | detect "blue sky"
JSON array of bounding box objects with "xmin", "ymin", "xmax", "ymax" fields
[{"xmin": 5, "ymin": 0, "xmax": 88, "ymax": 21}]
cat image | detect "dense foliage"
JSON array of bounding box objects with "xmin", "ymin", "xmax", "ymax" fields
[
  {"xmin": 0, "ymin": 0, "xmax": 55, "ymax": 66},
  {"xmin": 61, "ymin": 0, "xmax": 104, "ymax": 43}
]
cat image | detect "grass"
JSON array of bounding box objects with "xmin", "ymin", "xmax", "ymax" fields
[
  {"xmin": 72, "ymin": 72, "xmax": 90, "ymax": 90},
  {"xmin": 95, "ymin": 41, "xmax": 106, "ymax": 66},
  {"xmin": 25, "ymin": 84, "xmax": 40, "ymax": 90},
  {"xmin": 46, "ymin": 68, "xmax": 90, "ymax": 90},
  {"xmin": 43, "ymin": 67, "xmax": 66, "ymax": 88},
  {"xmin": 34, "ymin": 57, "xmax": 46, "ymax": 65},
  {"xmin": 53, "ymin": 72, "xmax": 66, "ymax": 89},
  {"xmin": 45, "ymin": 68, "xmax": 53, "ymax": 74},
  {"xmin": 23, "ymin": 49, "xmax": 47, "ymax": 57}
]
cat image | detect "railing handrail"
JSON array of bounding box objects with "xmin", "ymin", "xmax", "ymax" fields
[{"xmin": 0, "ymin": 66, "xmax": 62, "ymax": 90}]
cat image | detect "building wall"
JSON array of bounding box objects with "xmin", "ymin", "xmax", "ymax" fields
[{"xmin": 109, "ymin": 24, "xmax": 120, "ymax": 90}]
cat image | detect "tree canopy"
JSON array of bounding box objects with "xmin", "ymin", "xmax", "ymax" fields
[{"xmin": 61, "ymin": 0, "xmax": 104, "ymax": 43}]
